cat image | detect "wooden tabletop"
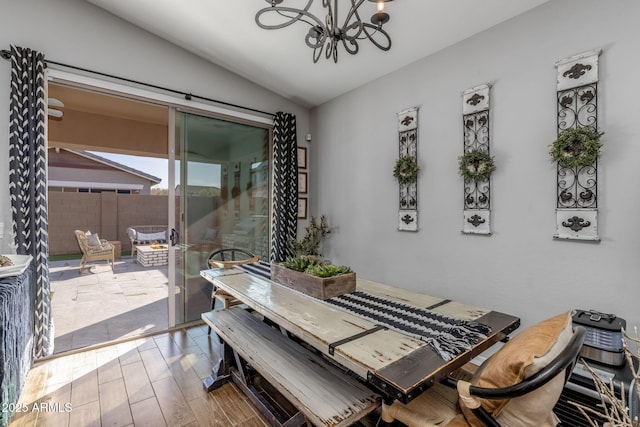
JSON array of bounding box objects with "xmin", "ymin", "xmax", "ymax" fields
[{"xmin": 201, "ymin": 268, "xmax": 520, "ymax": 402}]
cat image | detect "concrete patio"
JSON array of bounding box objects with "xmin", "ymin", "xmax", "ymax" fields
[{"xmin": 49, "ymin": 256, "xmax": 170, "ymax": 354}]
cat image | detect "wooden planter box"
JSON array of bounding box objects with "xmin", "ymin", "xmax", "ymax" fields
[{"xmin": 271, "ymin": 264, "xmax": 356, "ymax": 300}]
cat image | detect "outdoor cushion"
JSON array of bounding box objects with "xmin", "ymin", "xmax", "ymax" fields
[
  {"xmin": 126, "ymin": 227, "xmax": 137, "ymax": 240},
  {"xmin": 136, "ymin": 231, "xmax": 167, "ymax": 242},
  {"xmin": 87, "ymin": 232, "xmax": 102, "ymax": 246}
]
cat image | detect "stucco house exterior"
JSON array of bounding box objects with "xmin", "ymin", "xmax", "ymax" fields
[{"xmin": 48, "ymin": 148, "xmax": 160, "ymax": 194}]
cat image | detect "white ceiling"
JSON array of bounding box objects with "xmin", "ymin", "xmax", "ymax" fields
[{"xmin": 86, "ymin": 0, "xmax": 550, "ymax": 108}]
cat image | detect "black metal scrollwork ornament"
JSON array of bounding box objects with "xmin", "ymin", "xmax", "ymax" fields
[
  {"xmin": 553, "ymin": 49, "xmax": 601, "ymax": 241},
  {"xmin": 397, "ymin": 107, "xmax": 419, "ymax": 231},
  {"xmin": 467, "ymin": 214, "xmax": 486, "ymax": 227},
  {"xmin": 563, "ymin": 63, "xmax": 592, "ymax": 79},
  {"xmin": 562, "ymin": 216, "xmax": 591, "ymax": 232},
  {"xmin": 401, "ymin": 214, "xmax": 414, "ymax": 225},
  {"xmin": 462, "ymin": 84, "xmax": 492, "ymax": 235},
  {"xmin": 466, "ymin": 93, "xmax": 485, "ymax": 106}
]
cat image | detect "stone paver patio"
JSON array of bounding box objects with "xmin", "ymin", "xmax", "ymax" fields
[{"xmin": 49, "ymin": 256, "xmax": 169, "ymax": 354}]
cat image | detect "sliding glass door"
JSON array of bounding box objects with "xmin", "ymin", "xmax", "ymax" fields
[{"xmin": 171, "ymin": 111, "xmax": 270, "ymax": 324}]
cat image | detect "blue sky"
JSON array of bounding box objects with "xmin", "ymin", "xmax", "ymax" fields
[{"xmin": 93, "ymin": 152, "xmax": 169, "ymax": 188}]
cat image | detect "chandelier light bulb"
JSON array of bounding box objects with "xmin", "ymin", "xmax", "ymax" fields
[{"xmin": 377, "ymin": 1, "xmax": 384, "ymax": 12}]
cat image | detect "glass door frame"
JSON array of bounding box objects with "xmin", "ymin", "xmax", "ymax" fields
[
  {"xmin": 47, "ymin": 68, "xmax": 273, "ymax": 329},
  {"xmin": 169, "ymin": 108, "xmax": 273, "ymax": 327},
  {"xmin": 167, "ymin": 108, "xmax": 177, "ymax": 327}
]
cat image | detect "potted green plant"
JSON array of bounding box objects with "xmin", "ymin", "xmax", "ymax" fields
[
  {"xmin": 288, "ymin": 215, "xmax": 331, "ymax": 257},
  {"xmin": 272, "ymin": 255, "xmax": 355, "ymax": 300}
]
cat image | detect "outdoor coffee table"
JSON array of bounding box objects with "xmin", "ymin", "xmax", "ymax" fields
[{"xmin": 136, "ymin": 244, "xmax": 168, "ymax": 267}]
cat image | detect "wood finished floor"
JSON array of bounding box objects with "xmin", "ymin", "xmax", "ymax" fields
[{"xmin": 9, "ymin": 324, "xmax": 270, "ymax": 427}]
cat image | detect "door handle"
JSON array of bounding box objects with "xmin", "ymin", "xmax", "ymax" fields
[{"xmin": 170, "ymin": 228, "xmax": 179, "ymax": 246}]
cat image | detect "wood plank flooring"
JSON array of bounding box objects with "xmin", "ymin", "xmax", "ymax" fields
[{"xmin": 8, "ymin": 325, "xmax": 270, "ymax": 427}]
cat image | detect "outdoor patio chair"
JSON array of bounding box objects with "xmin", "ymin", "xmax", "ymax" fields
[
  {"xmin": 74, "ymin": 230, "xmax": 115, "ymax": 274},
  {"xmin": 380, "ymin": 312, "xmax": 586, "ymax": 427},
  {"xmin": 207, "ymin": 248, "xmax": 260, "ymax": 269},
  {"xmin": 206, "ymin": 248, "xmax": 260, "ymax": 334}
]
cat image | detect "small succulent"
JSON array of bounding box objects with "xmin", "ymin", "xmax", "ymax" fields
[
  {"xmin": 304, "ymin": 263, "xmax": 352, "ymax": 278},
  {"xmin": 280, "ymin": 256, "xmax": 352, "ymax": 278},
  {"xmin": 280, "ymin": 255, "xmax": 318, "ymax": 272}
]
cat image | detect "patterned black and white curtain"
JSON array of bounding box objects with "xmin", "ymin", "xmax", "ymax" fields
[
  {"xmin": 9, "ymin": 45, "xmax": 52, "ymax": 358},
  {"xmin": 270, "ymin": 112, "xmax": 298, "ymax": 263}
]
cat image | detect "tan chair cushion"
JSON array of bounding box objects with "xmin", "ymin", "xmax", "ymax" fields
[{"xmin": 459, "ymin": 312, "xmax": 572, "ymax": 427}]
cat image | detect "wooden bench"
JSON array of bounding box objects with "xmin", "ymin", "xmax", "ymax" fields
[{"xmin": 202, "ymin": 307, "xmax": 380, "ymax": 427}]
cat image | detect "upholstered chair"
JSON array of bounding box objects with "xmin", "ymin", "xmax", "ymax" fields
[{"xmin": 381, "ymin": 312, "xmax": 586, "ymax": 427}]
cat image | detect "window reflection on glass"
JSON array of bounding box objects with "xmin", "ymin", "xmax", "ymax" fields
[{"xmin": 176, "ymin": 112, "xmax": 270, "ymax": 323}]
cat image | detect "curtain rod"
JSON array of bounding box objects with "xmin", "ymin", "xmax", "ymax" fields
[{"xmin": 0, "ymin": 49, "xmax": 275, "ymax": 118}]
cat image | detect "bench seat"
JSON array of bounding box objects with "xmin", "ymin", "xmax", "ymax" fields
[{"xmin": 202, "ymin": 307, "xmax": 380, "ymax": 427}]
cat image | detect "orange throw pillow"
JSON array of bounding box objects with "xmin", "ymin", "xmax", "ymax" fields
[{"xmin": 459, "ymin": 312, "xmax": 572, "ymax": 427}]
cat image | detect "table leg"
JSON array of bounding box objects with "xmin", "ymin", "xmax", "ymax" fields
[
  {"xmin": 202, "ymin": 341, "xmax": 233, "ymax": 392},
  {"xmin": 379, "ymin": 397, "xmax": 396, "ymax": 427}
]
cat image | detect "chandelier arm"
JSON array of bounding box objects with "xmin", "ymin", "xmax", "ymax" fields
[
  {"xmin": 305, "ymin": 30, "xmax": 328, "ymax": 49},
  {"xmin": 257, "ymin": 4, "xmax": 328, "ymax": 49},
  {"xmin": 255, "ymin": 1, "xmax": 324, "ymax": 31},
  {"xmin": 360, "ymin": 22, "xmax": 392, "ymax": 51},
  {"xmin": 339, "ymin": 0, "xmax": 366, "ymax": 41},
  {"xmin": 323, "ymin": 0, "xmax": 333, "ymax": 23},
  {"xmin": 341, "ymin": 20, "xmax": 364, "ymax": 43},
  {"xmin": 341, "ymin": 37, "xmax": 360, "ymax": 55},
  {"xmin": 274, "ymin": 9, "xmax": 318, "ymax": 28},
  {"xmin": 312, "ymin": 46, "xmax": 323, "ymax": 63},
  {"xmin": 325, "ymin": 38, "xmax": 338, "ymax": 63}
]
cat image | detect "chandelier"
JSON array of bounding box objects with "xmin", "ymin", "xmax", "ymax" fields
[{"xmin": 255, "ymin": 0, "xmax": 393, "ymax": 63}]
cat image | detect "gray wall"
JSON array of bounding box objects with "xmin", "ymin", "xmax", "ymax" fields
[
  {"xmin": 0, "ymin": 0, "xmax": 310, "ymax": 252},
  {"xmin": 311, "ymin": 0, "xmax": 640, "ymax": 331}
]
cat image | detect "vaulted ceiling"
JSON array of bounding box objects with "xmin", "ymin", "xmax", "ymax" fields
[
  {"xmin": 50, "ymin": 1, "xmax": 552, "ymax": 158},
  {"xmin": 86, "ymin": 0, "xmax": 550, "ymax": 108}
]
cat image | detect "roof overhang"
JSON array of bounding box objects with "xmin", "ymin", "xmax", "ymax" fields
[{"xmin": 49, "ymin": 180, "xmax": 145, "ymax": 190}]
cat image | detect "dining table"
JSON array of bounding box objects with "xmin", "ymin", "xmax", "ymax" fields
[{"xmin": 200, "ymin": 266, "xmax": 520, "ymax": 404}]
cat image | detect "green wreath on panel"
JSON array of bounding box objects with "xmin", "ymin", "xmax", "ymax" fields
[
  {"xmin": 393, "ymin": 155, "xmax": 420, "ymax": 184},
  {"xmin": 549, "ymin": 127, "xmax": 603, "ymax": 168},
  {"xmin": 458, "ymin": 149, "xmax": 496, "ymax": 183}
]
